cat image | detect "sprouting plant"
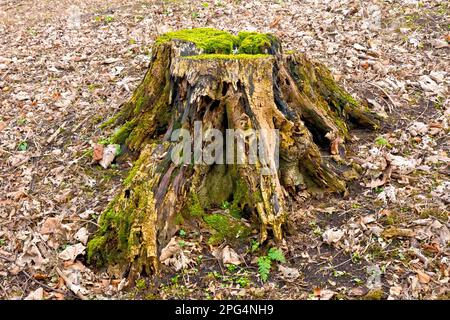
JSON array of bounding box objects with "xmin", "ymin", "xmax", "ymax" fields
[
  {"xmin": 98, "ymin": 138, "xmax": 110, "ymax": 145},
  {"xmin": 250, "ymin": 239, "xmax": 259, "ymax": 253},
  {"xmin": 104, "ymin": 15, "xmax": 114, "ymax": 23},
  {"xmin": 191, "ymin": 11, "xmax": 200, "ymax": 19},
  {"xmin": 351, "ymin": 202, "xmax": 361, "ymax": 209},
  {"xmin": 226, "ymin": 264, "xmax": 237, "ymax": 272},
  {"xmin": 375, "ymin": 136, "xmax": 390, "ymax": 148},
  {"xmin": 235, "ymin": 276, "xmax": 250, "ymax": 287},
  {"xmin": 267, "ymin": 248, "xmax": 286, "ymax": 263},
  {"xmin": 351, "ymin": 252, "xmax": 361, "ymax": 263},
  {"xmin": 333, "ymin": 270, "xmax": 346, "ymax": 277},
  {"xmin": 178, "ymin": 240, "xmax": 186, "ymax": 247},
  {"xmin": 257, "ymin": 248, "xmax": 286, "ymax": 282},
  {"xmin": 179, "ymin": 229, "xmax": 186, "ymax": 237},
  {"xmin": 17, "ymin": 118, "xmax": 27, "ymax": 125},
  {"xmin": 18, "ymin": 141, "xmax": 28, "ymax": 151},
  {"xmin": 171, "ymin": 274, "xmax": 180, "ymax": 284},
  {"xmin": 220, "ymin": 200, "xmax": 230, "ymax": 210},
  {"xmin": 257, "ymin": 256, "xmax": 271, "ymax": 282},
  {"xmin": 135, "ymin": 278, "xmax": 146, "ymax": 290},
  {"xmin": 313, "ymin": 226, "xmax": 322, "ymax": 236},
  {"xmin": 373, "ymin": 186, "xmax": 384, "ymax": 194},
  {"xmin": 201, "ymin": 2, "xmax": 209, "ymax": 7}
]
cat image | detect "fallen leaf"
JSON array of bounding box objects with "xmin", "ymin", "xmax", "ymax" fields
[
  {"xmin": 159, "ymin": 237, "xmax": 181, "ymax": 262},
  {"xmin": 15, "ymin": 91, "xmax": 30, "ymax": 101},
  {"xmin": 58, "ymin": 243, "xmax": 86, "ymax": 261},
  {"xmin": 99, "ymin": 144, "xmax": 119, "ymax": 169},
  {"xmin": 24, "ymin": 287, "xmax": 44, "ymax": 300},
  {"xmin": 348, "ymin": 287, "xmax": 369, "ymax": 297},
  {"xmin": 74, "ymin": 227, "xmax": 89, "ymax": 245},
  {"xmin": 221, "ymin": 246, "xmax": 241, "ymax": 265},
  {"xmin": 389, "ymin": 286, "xmax": 402, "ymax": 297},
  {"xmin": 416, "ymin": 270, "xmax": 430, "ymax": 284},
  {"xmin": 277, "ymin": 265, "xmax": 300, "ymax": 282},
  {"xmin": 322, "ymin": 228, "xmax": 344, "ymax": 244},
  {"xmin": 93, "ymin": 144, "xmax": 104, "ymax": 161},
  {"xmin": 102, "ymin": 57, "xmax": 121, "ymax": 64},
  {"xmin": 382, "ymin": 227, "xmax": 415, "ymax": 239},
  {"xmin": 40, "ymin": 217, "xmax": 64, "ymax": 235},
  {"xmin": 313, "ymin": 288, "xmax": 335, "ymax": 300},
  {"xmin": 270, "ymin": 16, "xmax": 282, "ymax": 28},
  {"xmin": 33, "ymin": 273, "xmax": 48, "ymax": 280}
]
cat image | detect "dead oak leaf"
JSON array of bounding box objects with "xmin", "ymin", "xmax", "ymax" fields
[
  {"xmin": 93, "ymin": 143, "xmax": 104, "ymax": 162},
  {"xmin": 382, "ymin": 227, "xmax": 415, "ymax": 239},
  {"xmin": 416, "ymin": 270, "xmax": 431, "ymax": 284}
]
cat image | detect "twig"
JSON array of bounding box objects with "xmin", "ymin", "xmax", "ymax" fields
[
  {"xmin": 56, "ymin": 267, "xmax": 88, "ymax": 300},
  {"xmin": 367, "ymin": 82, "xmax": 397, "ymax": 113},
  {"xmin": 21, "ymin": 270, "xmax": 75, "ymax": 298},
  {"xmin": 0, "ymin": 255, "xmax": 15, "ymax": 262},
  {"xmin": 47, "ymin": 121, "xmax": 67, "ymax": 144}
]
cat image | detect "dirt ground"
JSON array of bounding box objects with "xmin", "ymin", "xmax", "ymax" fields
[{"xmin": 0, "ymin": 0, "xmax": 448, "ymax": 300}]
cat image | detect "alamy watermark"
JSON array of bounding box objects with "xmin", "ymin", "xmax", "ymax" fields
[{"xmin": 170, "ymin": 121, "xmax": 279, "ymax": 175}]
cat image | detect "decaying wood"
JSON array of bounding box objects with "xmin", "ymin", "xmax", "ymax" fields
[{"xmin": 87, "ymin": 31, "xmax": 380, "ymax": 276}]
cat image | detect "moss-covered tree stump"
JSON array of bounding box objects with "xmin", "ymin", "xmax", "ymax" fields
[{"xmin": 88, "ymin": 28, "xmax": 379, "ymax": 276}]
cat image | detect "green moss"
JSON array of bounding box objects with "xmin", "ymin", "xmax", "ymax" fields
[
  {"xmin": 175, "ymin": 213, "xmax": 184, "ymax": 225},
  {"xmin": 229, "ymin": 179, "xmax": 249, "ymax": 218},
  {"xmin": 420, "ymin": 208, "xmax": 448, "ymax": 221},
  {"xmin": 87, "ymin": 182, "xmax": 153, "ymax": 267},
  {"xmin": 134, "ymin": 94, "xmax": 149, "ymax": 114},
  {"xmin": 203, "ymin": 213, "xmax": 251, "ymax": 245},
  {"xmin": 156, "ymin": 28, "xmax": 239, "ymax": 54},
  {"xmin": 110, "ymin": 119, "xmax": 137, "ymax": 145},
  {"xmin": 183, "ymin": 53, "xmax": 271, "ymax": 60},
  {"xmin": 362, "ymin": 289, "xmax": 384, "ymax": 300},
  {"xmin": 123, "ymin": 150, "xmax": 147, "ymax": 186},
  {"xmin": 189, "ymin": 192, "xmax": 205, "ymax": 217},
  {"xmin": 156, "ymin": 28, "xmax": 276, "ymax": 55},
  {"xmin": 86, "ymin": 235, "xmax": 107, "ymax": 263},
  {"xmin": 237, "ymin": 31, "xmax": 276, "ymax": 54}
]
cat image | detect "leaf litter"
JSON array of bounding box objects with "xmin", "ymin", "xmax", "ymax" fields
[{"xmin": 0, "ymin": 0, "xmax": 448, "ymax": 300}]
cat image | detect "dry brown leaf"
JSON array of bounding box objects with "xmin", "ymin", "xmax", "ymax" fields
[
  {"xmin": 270, "ymin": 16, "xmax": 282, "ymax": 28},
  {"xmin": 221, "ymin": 246, "xmax": 241, "ymax": 265},
  {"xmin": 40, "ymin": 217, "xmax": 64, "ymax": 235},
  {"xmin": 322, "ymin": 228, "xmax": 344, "ymax": 244},
  {"xmin": 159, "ymin": 237, "xmax": 181, "ymax": 262},
  {"xmin": 99, "ymin": 144, "xmax": 119, "ymax": 169},
  {"xmin": 74, "ymin": 227, "xmax": 89, "ymax": 245},
  {"xmin": 348, "ymin": 287, "xmax": 369, "ymax": 297},
  {"xmin": 93, "ymin": 143, "xmax": 104, "ymax": 161},
  {"xmin": 58, "ymin": 243, "xmax": 86, "ymax": 261},
  {"xmin": 277, "ymin": 265, "xmax": 300, "ymax": 282},
  {"xmin": 382, "ymin": 227, "xmax": 416, "ymax": 239},
  {"xmin": 416, "ymin": 270, "xmax": 431, "ymax": 284},
  {"xmin": 24, "ymin": 287, "xmax": 44, "ymax": 300}
]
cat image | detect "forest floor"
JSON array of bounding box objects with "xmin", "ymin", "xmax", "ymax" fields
[{"xmin": 0, "ymin": 0, "xmax": 448, "ymax": 300}]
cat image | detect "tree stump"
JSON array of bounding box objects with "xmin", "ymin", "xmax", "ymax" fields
[{"xmin": 87, "ymin": 28, "xmax": 380, "ymax": 276}]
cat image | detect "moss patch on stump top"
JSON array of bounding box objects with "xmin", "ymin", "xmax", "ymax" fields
[{"xmin": 156, "ymin": 28, "xmax": 276, "ymax": 56}]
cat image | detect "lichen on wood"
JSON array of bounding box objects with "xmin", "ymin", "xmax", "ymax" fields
[{"xmin": 88, "ymin": 28, "xmax": 380, "ymax": 276}]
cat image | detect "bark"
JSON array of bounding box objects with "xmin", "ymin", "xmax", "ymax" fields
[{"xmin": 87, "ymin": 29, "xmax": 380, "ymax": 276}]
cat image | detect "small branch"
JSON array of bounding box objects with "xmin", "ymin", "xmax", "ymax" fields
[
  {"xmin": 56, "ymin": 267, "xmax": 88, "ymax": 300},
  {"xmin": 21, "ymin": 270, "xmax": 76, "ymax": 299},
  {"xmin": 367, "ymin": 82, "xmax": 397, "ymax": 113}
]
